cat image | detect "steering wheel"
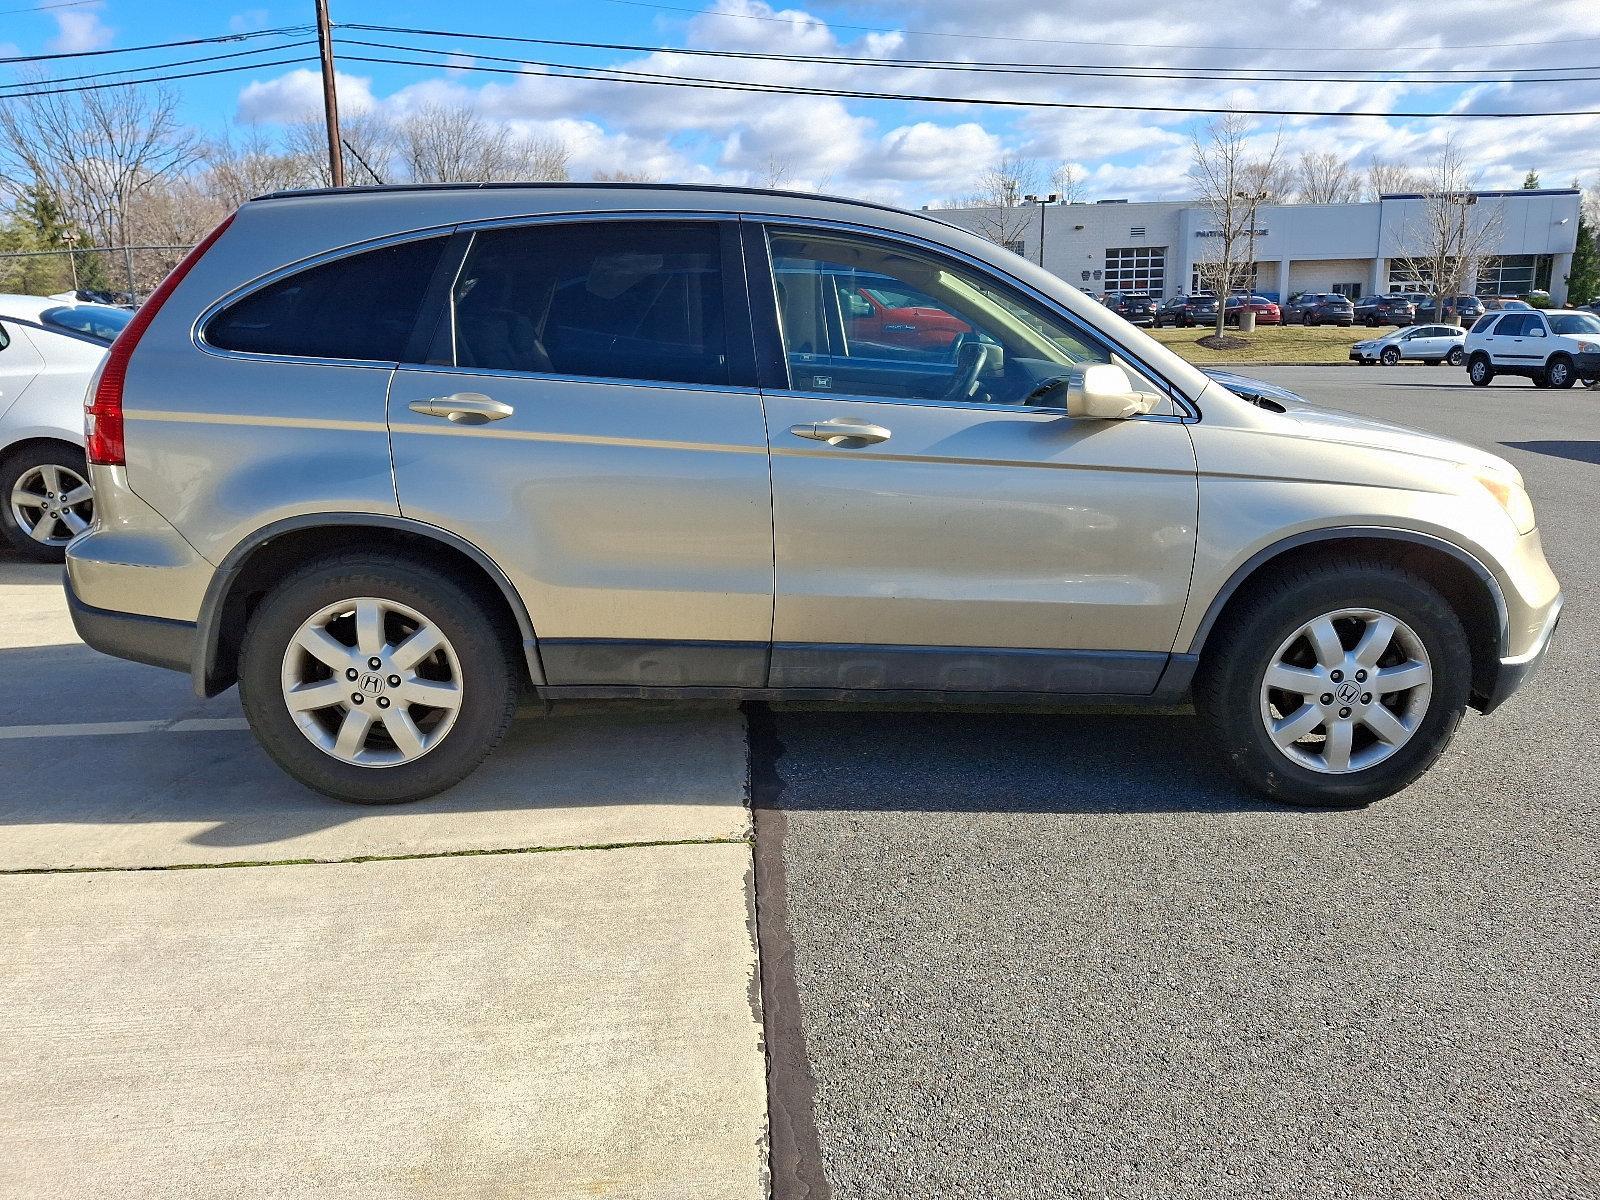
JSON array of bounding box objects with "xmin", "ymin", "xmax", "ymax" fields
[{"xmin": 940, "ymin": 332, "xmax": 992, "ymax": 403}]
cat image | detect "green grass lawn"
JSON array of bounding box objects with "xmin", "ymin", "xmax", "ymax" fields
[{"xmin": 1145, "ymin": 323, "xmax": 1374, "ymax": 364}]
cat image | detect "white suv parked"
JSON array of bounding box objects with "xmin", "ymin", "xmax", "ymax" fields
[{"xmin": 1465, "ymin": 309, "xmax": 1600, "ymax": 389}]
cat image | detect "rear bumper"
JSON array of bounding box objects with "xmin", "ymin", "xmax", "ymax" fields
[
  {"xmin": 1478, "ymin": 592, "xmax": 1563, "ymax": 714},
  {"xmin": 65, "ymin": 573, "xmax": 196, "ymax": 675}
]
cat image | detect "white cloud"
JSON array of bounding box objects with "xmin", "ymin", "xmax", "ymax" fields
[
  {"xmin": 237, "ymin": 69, "xmax": 378, "ymax": 124},
  {"xmin": 48, "ymin": 6, "xmax": 112, "ymax": 54},
  {"xmin": 228, "ymin": 0, "xmax": 1600, "ymax": 206}
]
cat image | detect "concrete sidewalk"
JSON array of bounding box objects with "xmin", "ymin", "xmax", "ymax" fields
[{"xmin": 0, "ymin": 564, "xmax": 769, "ymax": 1199}]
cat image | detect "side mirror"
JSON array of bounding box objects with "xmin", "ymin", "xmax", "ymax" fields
[{"xmin": 1064, "ymin": 363, "xmax": 1159, "ymax": 420}]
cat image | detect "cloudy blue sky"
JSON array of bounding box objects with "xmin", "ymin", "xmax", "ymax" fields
[{"xmin": 7, "ymin": 0, "xmax": 1598, "ymax": 206}]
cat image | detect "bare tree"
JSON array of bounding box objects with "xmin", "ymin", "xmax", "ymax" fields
[
  {"xmin": 1240, "ymin": 157, "xmax": 1293, "ymax": 205},
  {"xmin": 0, "ymin": 80, "xmax": 202, "ymax": 251},
  {"xmin": 202, "ymin": 124, "xmax": 320, "ymax": 209},
  {"xmin": 1050, "ymin": 161, "xmax": 1084, "ymax": 205},
  {"xmin": 752, "ymin": 154, "xmax": 793, "ymax": 189},
  {"xmin": 1188, "ymin": 113, "xmax": 1284, "ymax": 338},
  {"xmin": 591, "ymin": 168, "xmax": 661, "ymax": 183},
  {"xmin": 1294, "ymin": 151, "xmax": 1361, "ymax": 204},
  {"xmin": 283, "ymin": 111, "xmax": 397, "ymax": 186},
  {"xmin": 1365, "ymin": 155, "xmax": 1425, "ymax": 200},
  {"xmin": 396, "ymin": 103, "xmax": 569, "ymax": 184},
  {"xmin": 1389, "ymin": 136, "xmax": 1504, "ymax": 323},
  {"xmin": 942, "ymin": 154, "xmax": 1041, "ymax": 250}
]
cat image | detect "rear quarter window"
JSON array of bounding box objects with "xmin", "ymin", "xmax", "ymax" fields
[{"xmin": 205, "ymin": 236, "xmax": 446, "ymax": 361}]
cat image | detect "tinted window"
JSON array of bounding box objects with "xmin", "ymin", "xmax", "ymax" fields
[
  {"xmin": 1493, "ymin": 315, "xmax": 1526, "ymax": 336},
  {"xmin": 448, "ymin": 221, "xmax": 729, "ymax": 387},
  {"xmin": 0, "ymin": 323, "xmax": 9, "ymax": 352},
  {"xmin": 1470, "ymin": 314, "xmax": 1497, "ymax": 333},
  {"xmin": 207, "ymin": 237, "xmax": 446, "ymax": 361},
  {"xmin": 767, "ymin": 227, "xmax": 1161, "ymax": 408},
  {"xmin": 41, "ymin": 303, "xmax": 131, "ymax": 344}
]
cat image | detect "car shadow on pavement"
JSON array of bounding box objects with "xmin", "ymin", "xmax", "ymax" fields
[
  {"xmin": 1502, "ymin": 440, "xmax": 1600, "ymax": 466},
  {"xmin": 0, "ymin": 560, "xmax": 64, "ymax": 586},
  {"xmin": 765, "ymin": 708, "xmax": 1277, "ymax": 816}
]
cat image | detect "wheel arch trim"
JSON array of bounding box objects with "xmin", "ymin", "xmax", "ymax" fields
[
  {"xmin": 193, "ymin": 512, "xmax": 545, "ymax": 697},
  {"xmin": 1185, "ymin": 526, "xmax": 1511, "ymax": 659}
]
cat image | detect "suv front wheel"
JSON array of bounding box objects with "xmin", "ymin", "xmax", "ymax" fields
[
  {"xmin": 1196, "ymin": 559, "xmax": 1471, "ymax": 807},
  {"xmin": 239, "ymin": 555, "xmax": 520, "ymax": 803}
]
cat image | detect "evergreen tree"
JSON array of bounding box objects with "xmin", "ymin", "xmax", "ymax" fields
[
  {"xmin": 1522, "ymin": 169, "xmax": 1541, "ymax": 189},
  {"xmin": 1567, "ymin": 210, "xmax": 1599, "ymax": 306}
]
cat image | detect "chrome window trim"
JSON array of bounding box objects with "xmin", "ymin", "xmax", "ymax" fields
[
  {"xmin": 767, "ymin": 387, "xmax": 1189, "ymax": 422},
  {"xmin": 745, "ymin": 213, "xmax": 1201, "ymax": 422},
  {"xmin": 391, "ymin": 361, "xmax": 762, "ymax": 397}
]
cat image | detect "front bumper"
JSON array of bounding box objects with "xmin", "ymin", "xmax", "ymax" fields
[
  {"xmin": 65, "ymin": 573, "xmax": 196, "ymax": 675},
  {"xmin": 1574, "ymin": 351, "xmax": 1600, "ymax": 380},
  {"xmin": 1478, "ymin": 592, "xmax": 1563, "ymax": 714}
]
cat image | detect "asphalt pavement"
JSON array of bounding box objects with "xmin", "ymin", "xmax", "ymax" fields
[{"xmin": 764, "ymin": 366, "xmax": 1600, "ymax": 1199}]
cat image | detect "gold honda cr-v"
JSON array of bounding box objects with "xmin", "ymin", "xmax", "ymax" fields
[{"xmin": 64, "ymin": 184, "xmax": 1561, "ymax": 807}]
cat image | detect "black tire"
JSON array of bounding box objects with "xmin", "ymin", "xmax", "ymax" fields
[
  {"xmin": 1446, "ymin": 346, "xmax": 1464, "ymax": 366},
  {"xmin": 1546, "ymin": 355, "xmax": 1577, "ymax": 389},
  {"xmin": 1532, "ymin": 371, "xmax": 1551, "ymax": 388},
  {"xmin": 238, "ymin": 554, "xmax": 521, "ymax": 804},
  {"xmin": 1366, "ymin": 316, "xmax": 1379, "ymax": 327},
  {"xmin": 1195, "ymin": 558, "xmax": 1471, "ymax": 808},
  {"xmin": 1380, "ymin": 346, "xmax": 1401, "ymax": 366},
  {"xmin": 1468, "ymin": 355, "xmax": 1493, "ymax": 386},
  {"xmin": 0, "ymin": 442, "xmax": 92, "ymax": 563}
]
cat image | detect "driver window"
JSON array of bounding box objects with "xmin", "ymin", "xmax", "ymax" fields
[{"xmin": 766, "ymin": 228, "xmax": 1163, "ymax": 408}]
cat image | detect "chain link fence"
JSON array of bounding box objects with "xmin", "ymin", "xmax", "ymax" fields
[{"xmin": 0, "ymin": 243, "xmax": 198, "ymax": 305}]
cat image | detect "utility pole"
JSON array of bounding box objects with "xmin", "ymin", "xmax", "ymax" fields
[
  {"xmin": 1023, "ymin": 194, "xmax": 1057, "ymax": 268},
  {"xmin": 314, "ymin": 0, "xmax": 345, "ymax": 187}
]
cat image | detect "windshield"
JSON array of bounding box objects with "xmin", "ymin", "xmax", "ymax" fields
[
  {"xmin": 40, "ymin": 304, "xmax": 131, "ymax": 344},
  {"xmin": 1549, "ymin": 313, "xmax": 1600, "ymax": 336}
]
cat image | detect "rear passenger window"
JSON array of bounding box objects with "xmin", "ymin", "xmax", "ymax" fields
[
  {"xmin": 448, "ymin": 220, "xmax": 730, "ymax": 386},
  {"xmin": 206, "ymin": 237, "xmax": 446, "ymax": 361}
]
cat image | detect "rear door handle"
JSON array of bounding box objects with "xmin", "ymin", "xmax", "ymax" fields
[
  {"xmin": 407, "ymin": 392, "xmax": 514, "ymax": 424},
  {"xmin": 788, "ymin": 418, "xmax": 891, "ymax": 446}
]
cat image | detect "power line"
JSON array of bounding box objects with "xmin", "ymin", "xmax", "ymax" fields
[
  {"xmin": 331, "ymin": 46, "xmax": 1600, "ymax": 119},
  {"xmin": 0, "ymin": 0, "xmax": 96, "ymax": 14},
  {"xmin": 0, "ymin": 24, "xmax": 313, "ymax": 66},
  {"xmin": 340, "ymin": 26, "xmax": 1600, "ymax": 86},
  {"xmin": 591, "ymin": 0, "xmax": 1600, "ymax": 55},
  {"xmin": 0, "ymin": 38, "xmax": 320, "ymax": 92},
  {"xmin": 0, "ymin": 53, "xmax": 319, "ymax": 98}
]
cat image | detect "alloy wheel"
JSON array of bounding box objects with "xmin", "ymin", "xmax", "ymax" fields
[
  {"xmin": 1259, "ymin": 608, "xmax": 1433, "ymax": 775},
  {"xmin": 9, "ymin": 462, "xmax": 93, "ymax": 547},
  {"xmin": 280, "ymin": 596, "xmax": 465, "ymax": 767}
]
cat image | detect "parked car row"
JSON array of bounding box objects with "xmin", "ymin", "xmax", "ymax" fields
[{"xmin": 1283, "ymin": 293, "xmax": 1355, "ymax": 326}]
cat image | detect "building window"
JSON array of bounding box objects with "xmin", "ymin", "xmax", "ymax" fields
[
  {"xmin": 1332, "ymin": 282, "xmax": 1363, "ymax": 299},
  {"xmin": 1192, "ymin": 262, "xmax": 1259, "ymax": 295},
  {"xmin": 1105, "ymin": 246, "xmax": 1165, "ymax": 295},
  {"xmin": 1475, "ymin": 254, "xmax": 1553, "ymax": 297},
  {"xmin": 1002, "ymin": 239, "xmax": 1025, "ymax": 256}
]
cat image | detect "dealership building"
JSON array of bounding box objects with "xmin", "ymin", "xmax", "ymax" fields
[{"xmin": 936, "ymin": 188, "xmax": 1584, "ymax": 305}]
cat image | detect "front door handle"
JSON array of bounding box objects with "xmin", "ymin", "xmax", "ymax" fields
[
  {"xmin": 788, "ymin": 418, "xmax": 891, "ymax": 446},
  {"xmin": 407, "ymin": 392, "xmax": 514, "ymax": 425}
]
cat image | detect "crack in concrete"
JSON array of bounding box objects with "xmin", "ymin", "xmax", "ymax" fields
[{"xmin": 0, "ymin": 836, "xmax": 752, "ymax": 876}]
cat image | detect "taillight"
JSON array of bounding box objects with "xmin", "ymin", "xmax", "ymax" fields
[{"xmin": 87, "ymin": 212, "xmax": 236, "ymax": 466}]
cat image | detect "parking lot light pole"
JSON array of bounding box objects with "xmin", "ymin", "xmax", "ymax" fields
[
  {"xmin": 315, "ymin": 0, "xmax": 345, "ymax": 188},
  {"xmin": 1023, "ymin": 194, "xmax": 1057, "ymax": 268}
]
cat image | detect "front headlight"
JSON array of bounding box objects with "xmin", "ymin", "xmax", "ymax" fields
[
  {"xmin": 1577, "ymin": 341, "xmax": 1598, "ymax": 353},
  {"xmin": 1471, "ymin": 465, "xmax": 1536, "ymax": 534}
]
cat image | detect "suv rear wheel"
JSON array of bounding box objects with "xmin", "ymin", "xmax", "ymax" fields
[
  {"xmin": 238, "ymin": 555, "xmax": 520, "ymax": 804},
  {"xmin": 0, "ymin": 443, "xmax": 94, "ymax": 562},
  {"xmin": 1196, "ymin": 559, "xmax": 1471, "ymax": 807},
  {"xmin": 1468, "ymin": 354, "xmax": 1494, "ymax": 386}
]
